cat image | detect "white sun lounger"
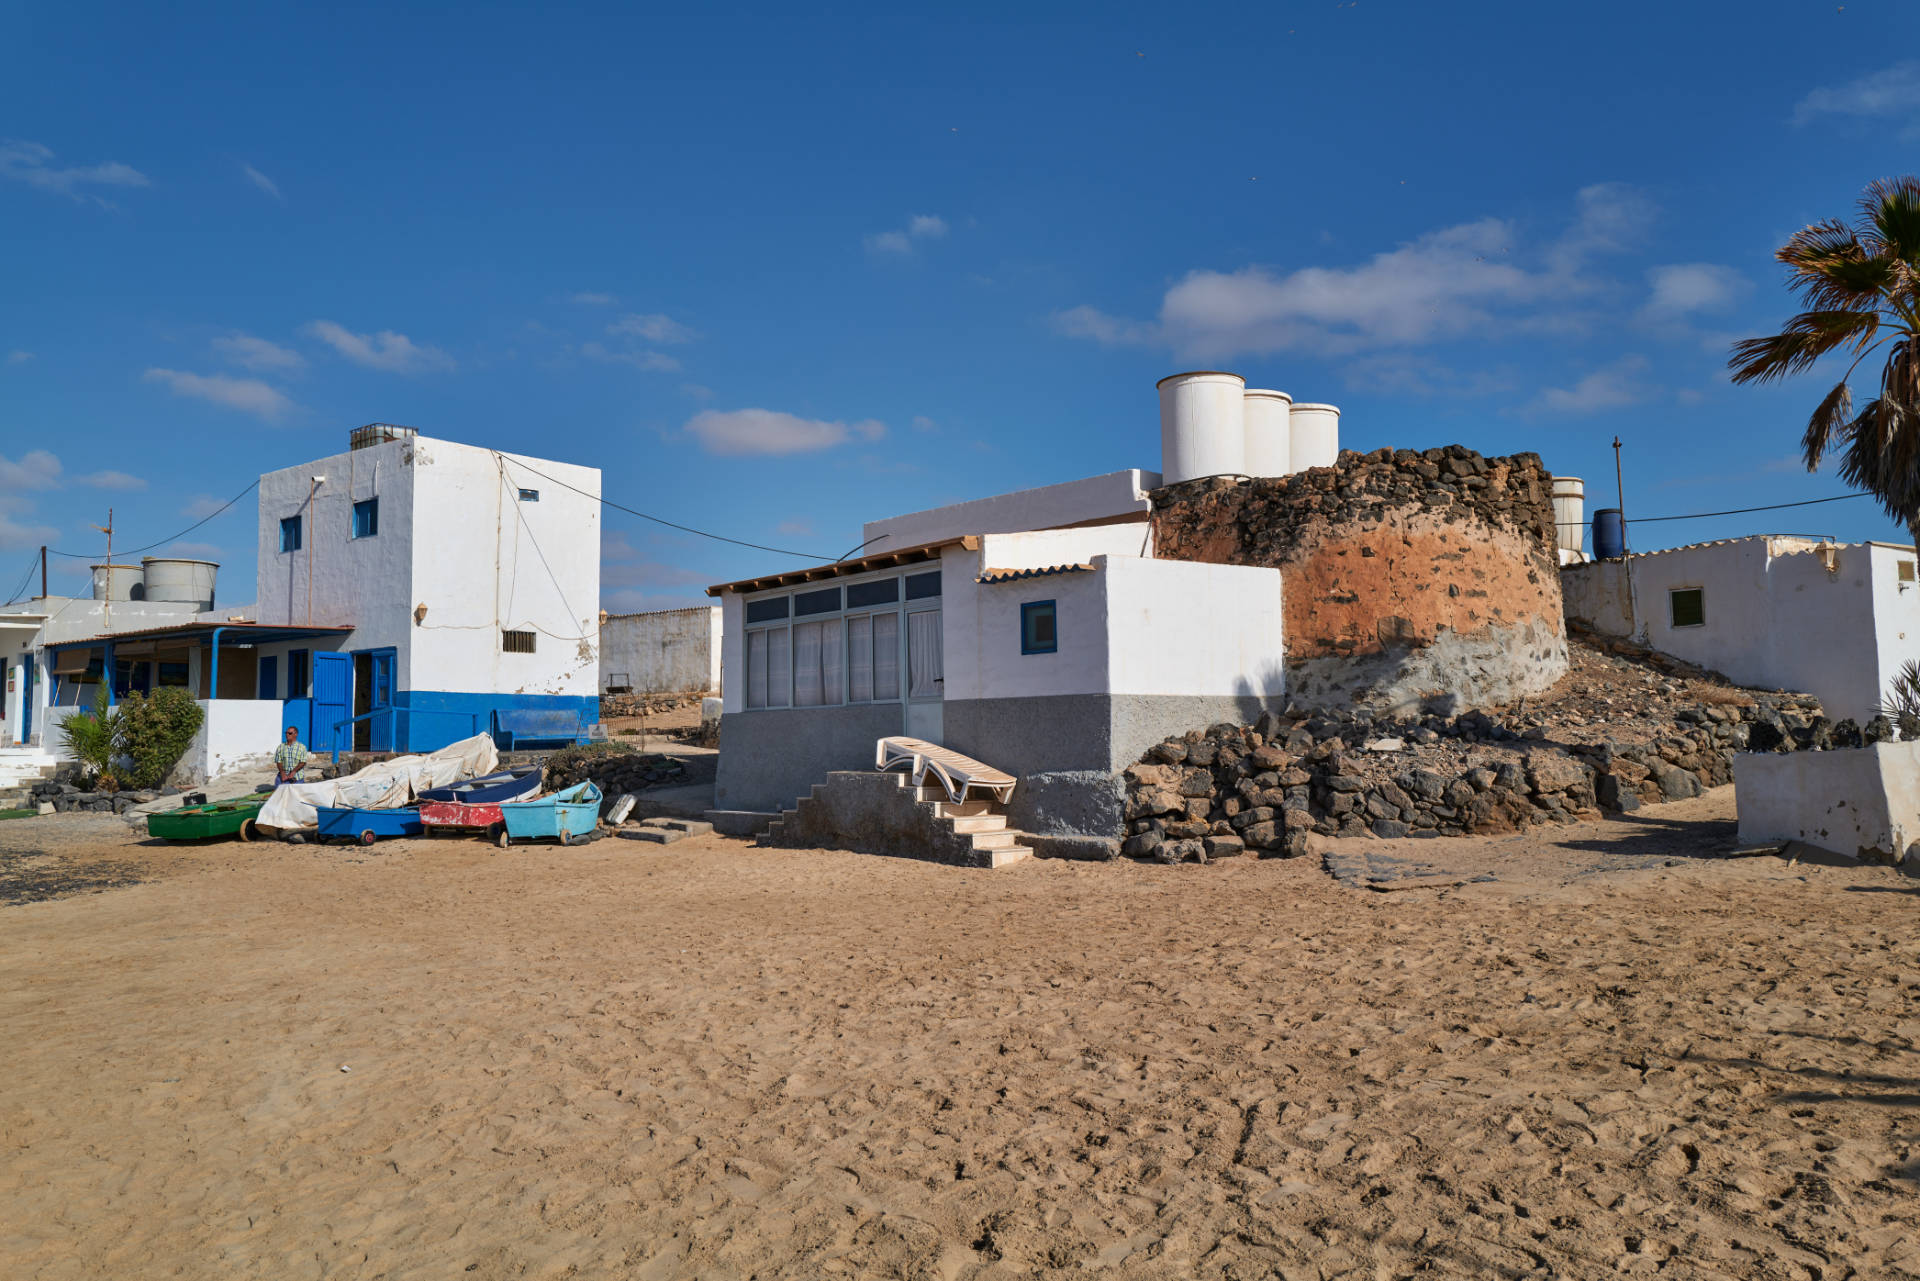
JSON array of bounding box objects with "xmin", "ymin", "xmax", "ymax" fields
[{"xmin": 875, "ymin": 736, "xmax": 1017, "ymax": 805}]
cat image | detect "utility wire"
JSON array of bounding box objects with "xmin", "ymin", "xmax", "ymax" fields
[
  {"xmin": 2, "ymin": 553, "xmax": 37, "ymax": 607},
  {"xmin": 48, "ymin": 479, "xmax": 261, "ymax": 560},
  {"xmin": 1627, "ymin": 491, "xmax": 1870, "ymax": 524},
  {"xmin": 498, "ymin": 457, "xmax": 833, "ymax": 561}
]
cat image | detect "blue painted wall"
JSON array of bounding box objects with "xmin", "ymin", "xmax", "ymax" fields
[{"xmin": 395, "ymin": 690, "xmax": 599, "ymax": 753}]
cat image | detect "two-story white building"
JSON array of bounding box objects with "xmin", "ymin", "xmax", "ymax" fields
[{"xmin": 2, "ymin": 425, "xmax": 602, "ymax": 779}]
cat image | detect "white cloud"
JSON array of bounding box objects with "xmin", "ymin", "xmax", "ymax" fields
[
  {"xmin": 1055, "ymin": 186, "xmax": 1653, "ymax": 360},
  {"xmin": 182, "ymin": 495, "xmax": 229, "ymax": 519},
  {"xmin": 0, "ymin": 450, "xmax": 62, "ymax": 488},
  {"xmin": 608, "ymin": 313, "xmax": 696, "ymax": 343},
  {"xmin": 212, "ymin": 332, "xmax": 305, "ymax": 372},
  {"xmin": 143, "ymin": 368, "xmax": 294, "ymax": 420},
  {"xmin": 685, "ymin": 408, "xmax": 886, "ymax": 456},
  {"xmin": 866, "ymin": 213, "xmax": 950, "ymax": 256},
  {"xmin": 304, "ymin": 320, "xmax": 454, "ymax": 373},
  {"xmin": 1522, "ymin": 355, "xmax": 1653, "ymax": 415},
  {"xmin": 5, "ymin": 350, "xmax": 32, "ymax": 366},
  {"xmin": 242, "ymin": 164, "xmax": 282, "ymax": 200},
  {"xmin": 569, "ymin": 291, "xmax": 616, "ymax": 305},
  {"xmin": 0, "ymin": 140, "xmax": 149, "ymax": 204},
  {"xmin": 1642, "ymin": 263, "xmax": 1749, "ymax": 318},
  {"xmin": 0, "ymin": 495, "xmax": 57, "ymax": 552},
  {"xmin": 78, "ymin": 470, "xmax": 146, "ymax": 491},
  {"xmin": 910, "ymin": 415, "xmax": 939, "ymax": 433},
  {"xmin": 777, "ymin": 518, "xmax": 815, "ymax": 537},
  {"xmin": 581, "ymin": 341, "xmax": 680, "ymax": 372},
  {"xmin": 1794, "ymin": 61, "xmax": 1920, "ymax": 126}
]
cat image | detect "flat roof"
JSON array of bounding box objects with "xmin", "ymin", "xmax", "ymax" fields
[
  {"xmin": 707, "ymin": 537, "xmax": 974, "ymax": 597},
  {"xmin": 48, "ymin": 621, "xmax": 355, "ymax": 650}
]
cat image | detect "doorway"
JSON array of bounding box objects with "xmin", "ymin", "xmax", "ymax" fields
[{"xmin": 352, "ymin": 649, "xmax": 395, "ymax": 752}]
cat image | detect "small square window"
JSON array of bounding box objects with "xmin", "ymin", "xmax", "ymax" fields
[
  {"xmin": 352, "ymin": 498, "xmax": 380, "ymax": 539},
  {"xmin": 502, "ymin": 629, "xmax": 536, "ymax": 653},
  {"xmin": 1669, "ymin": 587, "xmax": 1705, "ymax": 628},
  {"xmin": 1021, "ymin": 600, "xmax": 1057, "ymax": 654},
  {"xmin": 1899, "ymin": 560, "xmax": 1916, "ymax": 583},
  {"xmin": 280, "ymin": 515, "xmax": 302, "ymax": 553},
  {"xmin": 518, "ymin": 488, "xmax": 539, "ymax": 502}
]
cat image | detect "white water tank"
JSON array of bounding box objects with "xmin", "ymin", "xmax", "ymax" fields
[
  {"xmin": 1158, "ymin": 371, "xmax": 1247, "ymax": 484},
  {"xmin": 141, "ymin": 557, "xmax": 219, "ymax": 611},
  {"xmin": 1241, "ymin": 389, "xmax": 1293, "ymax": 479},
  {"xmin": 90, "ymin": 564, "xmax": 142, "ymax": 601},
  {"xmin": 1289, "ymin": 403, "xmax": 1341, "ymax": 471},
  {"xmin": 1551, "ymin": 476, "xmax": 1586, "ymax": 560}
]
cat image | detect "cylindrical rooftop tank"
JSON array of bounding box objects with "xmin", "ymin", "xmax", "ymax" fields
[
  {"xmin": 1550, "ymin": 476, "xmax": 1586, "ymax": 557},
  {"xmin": 1288, "ymin": 403, "xmax": 1341, "ymax": 471},
  {"xmin": 141, "ymin": 557, "xmax": 219, "ymax": 611},
  {"xmin": 1157, "ymin": 371, "xmax": 1247, "ymax": 484},
  {"xmin": 1592, "ymin": 509, "xmax": 1626, "ymax": 561},
  {"xmin": 90, "ymin": 563, "xmax": 142, "ymax": 602},
  {"xmin": 1241, "ymin": 389, "xmax": 1293, "ymax": 479}
]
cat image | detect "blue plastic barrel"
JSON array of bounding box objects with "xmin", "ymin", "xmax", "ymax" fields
[{"xmin": 1592, "ymin": 508, "xmax": 1626, "ymax": 560}]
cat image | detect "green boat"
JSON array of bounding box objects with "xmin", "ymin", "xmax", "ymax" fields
[{"xmin": 148, "ymin": 797, "xmax": 267, "ymax": 842}]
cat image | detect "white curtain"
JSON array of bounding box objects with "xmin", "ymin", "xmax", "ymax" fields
[
  {"xmin": 873, "ymin": 613, "xmax": 900, "ymax": 700},
  {"xmin": 908, "ymin": 610, "xmax": 942, "ymax": 699},
  {"xmin": 765, "ymin": 626, "xmax": 790, "ymax": 708},
  {"xmin": 821, "ymin": 619, "xmax": 844, "ymax": 705},
  {"xmin": 794, "ymin": 622, "xmax": 823, "ymax": 706},
  {"xmin": 848, "ymin": 616, "xmax": 873, "ymax": 702},
  {"xmin": 747, "ymin": 631, "xmax": 768, "ymax": 709}
]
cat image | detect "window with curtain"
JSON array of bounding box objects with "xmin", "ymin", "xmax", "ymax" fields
[
  {"xmin": 747, "ymin": 627, "xmax": 791, "ymax": 709},
  {"xmin": 908, "ymin": 610, "xmax": 942, "ymax": 699},
  {"xmin": 873, "ymin": 613, "xmax": 900, "ymax": 699},
  {"xmin": 793, "ymin": 619, "xmax": 845, "ymax": 707},
  {"xmin": 848, "ymin": 615, "xmax": 873, "ymax": 703}
]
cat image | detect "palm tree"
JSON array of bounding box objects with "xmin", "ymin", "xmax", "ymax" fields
[{"xmin": 1728, "ymin": 176, "xmax": 1920, "ymax": 546}]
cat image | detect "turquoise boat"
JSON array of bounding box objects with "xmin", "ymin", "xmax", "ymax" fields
[{"xmin": 497, "ymin": 781, "xmax": 601, "ymax": 847}]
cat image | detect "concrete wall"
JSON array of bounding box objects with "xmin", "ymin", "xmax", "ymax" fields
[
  {"xmin": 1735, "ymin": 741, "xmax": 1920, "ymax": 866},
  {"xmin": 600, "ymin": 606, "xmax": 721, "ymax": 694},
  {"xmin": 173, "ymin": 698, "xmax": 287, "ymax": 786},
  {"xmin": 715, "ymin": 702, "xmax": 904, "ymax": 813},
  {"xmin": 1563, "ymin": 538, "xmax": 1920, "ymax": 721},
  {"xmin": 862, "ymin": 469, "xmax": 1161, "ymax": 552}
]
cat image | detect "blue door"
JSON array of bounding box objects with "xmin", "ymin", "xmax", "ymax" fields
[
  {"xmin": 369, "ymin": 651, "xmax": 395, "ymax": 752},
  {"xmin": 20, "ymin": 656, "xmax": 32, "ymax": 744},
  {"xmin": 313, "ymin": 652, "xmax": 350, "ymax": 755},
  {"xmin": 258, "ymin": 656, "xmax": 278, "ymax": 701}
]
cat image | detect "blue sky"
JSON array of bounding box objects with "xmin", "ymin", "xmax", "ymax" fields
[{"xmin": 5, "ymin": 1, "xmax": 1920, "ymax": 611}]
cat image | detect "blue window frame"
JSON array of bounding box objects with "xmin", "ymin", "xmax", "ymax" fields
[
  {"xmin": 352, "ymin": 498, "xmax": 379, "ymax": 539},
  {"xmin": 1021, "ymin": 600, "xmax": 1057, "ymax": 655},
  {"xmin": 280, "ymin": 515, "xmax": 302, "ymax": 553},
  {"xmin": 518, "ymin": 488, "xmax": 539, "ymax": 502}
]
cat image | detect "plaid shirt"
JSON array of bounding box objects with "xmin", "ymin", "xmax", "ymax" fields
[{"xmin": 274, "ymin": 741, "xmax": 311, "ymax": 773}]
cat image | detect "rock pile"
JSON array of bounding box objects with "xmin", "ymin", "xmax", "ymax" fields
[
  {"xmin": 29, "ymin": 781, "xmax": 162, "ymax": 815},
  {"xmin": 599, "ymin": 691, "xmax": 713, "ymax": 719},
  {"xmin": 544, "ymin": 747, "xmax": 688, "ymax": 812},
  {"xmin": 1122, "ymin": 635, "xmax": 1843, "ymax": 864}
]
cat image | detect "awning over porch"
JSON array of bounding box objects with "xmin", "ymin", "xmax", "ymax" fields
[{"xmin": 47, "ymin": 621, "xmax": 354, "ymax": 705}]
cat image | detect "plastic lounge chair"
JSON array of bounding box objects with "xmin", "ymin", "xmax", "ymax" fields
[{"xmin": 875, "ymin": 736, "xmax": 1016, "ymax": 805}]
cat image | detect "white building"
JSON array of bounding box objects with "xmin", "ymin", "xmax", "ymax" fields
[
  {"xmin": 600, "ymin": 606, "xmax": 722, "ymax": 696},
  {"xmin": 1561, "ymin": 535, "xmax": 1920, "ymax": 722},
  {"xmin": 2, "ymin": 425, "xmax": 603, "ymax": 775}
]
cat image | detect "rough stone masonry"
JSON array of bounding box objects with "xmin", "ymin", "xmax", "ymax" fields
[{"xmin": 1151, "ymin": 444, "xmax": 1568, "ymax": 715}]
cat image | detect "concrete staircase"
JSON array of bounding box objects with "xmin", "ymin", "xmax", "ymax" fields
[
  {"xmin": 0, "ymin": 749, "xmax": 59, "ymax": 811},
  {"xmin": 762, "ymin": 771, "xmax": 1033, "ymax": 868}
]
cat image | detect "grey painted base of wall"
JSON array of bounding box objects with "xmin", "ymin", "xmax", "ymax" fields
[
  {"xmin": 1285, "ymin": 618, "xmax": 1569, "ymax": 717},
  {"xmin": 719, "ymin": 692, "xmax": 1288, "ymax": 840}
]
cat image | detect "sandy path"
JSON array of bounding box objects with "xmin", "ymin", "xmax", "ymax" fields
[{"xmin": 2, "ymin": 792, "xmax": 1917, "ymax": 1279}]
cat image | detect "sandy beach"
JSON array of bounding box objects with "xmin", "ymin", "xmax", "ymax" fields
[{"xmin": 2, "ymin": 789, "xmax": 1917, "ymax": 1279}]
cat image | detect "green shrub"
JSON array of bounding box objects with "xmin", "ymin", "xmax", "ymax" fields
[
  {"xmin": 60, "ymin": 689, "xmax": 122, "ymax": 789},
  {"xmin": 115, "ymin": 688, "xmax": 205, "ymax": 789}
]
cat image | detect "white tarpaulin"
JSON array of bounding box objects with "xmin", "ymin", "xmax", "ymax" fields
[{"xmin": 256, "ymin": 734, "xmax": 501, "ymax": 832}]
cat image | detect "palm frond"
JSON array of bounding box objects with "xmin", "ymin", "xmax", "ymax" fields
[
  {"xmin": 1858, "ymin": 176, "xmax": 1920, "ymax": 265},
  {"xmin": 1803, "ymin": 380, "xmax": 1853, "ymax": 469},
  {"xmin": 1727, "ymin": 309, "xmax": 1881, "ymax": 383}
]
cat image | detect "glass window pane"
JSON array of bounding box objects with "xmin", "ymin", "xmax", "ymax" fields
[
  {"xmin": 1022, "ymin": 600, "xmax": 1058, "ymax": 654},
  {"xmin": 1669, "ymin": 588, "xmax": 1704, "ymax": 628},
  {"xmin": 745, "ymin": 597, "xmax": 789, "ymax": 624},
  {"xmin": 767, "ymin": 626, "xmax": 790, "ymax": 707},
  {"xmin": 822, "ymin": 617, "xmax": 843, "ymax": 705},
  {"xmin": 908, "ymin": 610, "xmax": 942, "ymax": 698},
  {"xmin": 872, "ymin": 613, "xmax": 900, "ymax": 700},
  {"xmin": 848, "ymin": 615, "xmax": 873, "ymax": 702},
  {"xmin": 747, "ymin": 631, "xmax": 768, "ymax": 708},
  {"xmin": 905, "ymin": 570, "xmax": 942, "ymax": 600},
  {"xmin": 847, "ymin": 579, "xmax": 898, "ymax": 608},
  {"xmin": 794, "ymin": 586, "xmax": 841, "ymax": 617},
  {"xmin": 794, "ymin": 621, "xmax": 825, "ymax": 706}
]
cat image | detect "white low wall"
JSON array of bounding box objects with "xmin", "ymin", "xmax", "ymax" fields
[
  {"xmin": 173, "ymin": 699, "xmax": 288, "ymax": 786},
  {"xmin": 1735, "ymin": 742, "xmax": 1920, "ymax": 867}
]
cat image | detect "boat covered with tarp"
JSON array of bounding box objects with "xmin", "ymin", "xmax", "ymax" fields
[{"xmin": 255, "ymin": 733, "xmax": 500, "ymax": 836}]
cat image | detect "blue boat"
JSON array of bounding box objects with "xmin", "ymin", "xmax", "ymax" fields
[
  {"xmin": 497, "ymin": 781, "xmax": 602, "ymax": 848},
  {"xmin": 416, "ymin": 765, "xmax": 542, "ymax": 805},
  {"xmin": 316, "ymin": 805, "xmax": 424, "ymax": 845}
]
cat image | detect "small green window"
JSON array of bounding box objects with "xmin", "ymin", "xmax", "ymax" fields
[
  {"xmin": 1669, "ymin": 587, "xmax": 1704, "ymax": 628},
  {"xmin": 1021, "ymin": 600, "xmax": 1057, "ymax": 654}
]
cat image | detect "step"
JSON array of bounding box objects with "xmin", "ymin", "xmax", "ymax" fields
[
  {"xmin": 934, "ymin": 799, "xmax": 993, "ymax": 818},
  {"xmin": 968, "ymin": 830, "xmax": 1024, "ymax": 851},
  {"xmin": 946, "ymin": 814, "xmax": 1007, "ymax": 834},
  {"xmin": 644, "ymin": 817, "xmax": 713, "ymax": 836},
  {"xmin": 986, "ymin": 845, "xmax": 1033, "ymax": 869}
]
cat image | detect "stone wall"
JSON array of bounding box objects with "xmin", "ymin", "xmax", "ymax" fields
[{"xmin": 1150, "ymin": 446, "xmax": 1567, "ymax": 714}]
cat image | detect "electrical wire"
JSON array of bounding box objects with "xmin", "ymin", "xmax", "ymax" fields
[
  {"xmin": 1627, "ymin": 492, "xmax": 1871, "ymax": 524},
  {"xmin": 497, "ymin": 457, "xmax": 833, "ymax": 561},
  {"xmin": 2, "ymin": 553, "xmax": 37, "ymax": 606},
  {"xmin": 47, "ymin": 479, "xmax": 261, "ymax": 560}
]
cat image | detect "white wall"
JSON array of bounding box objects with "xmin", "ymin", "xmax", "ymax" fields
[
  {"xmin": 1564, "ymin": 538, "xmax": 1916, "ymax": 721},
  {"xmin": 1736, "ymin": 741, "xmax": 1920, "ymax": 865},
  {"xmin": 717, "ymin": 591, "xmax": 747, "ymax": 714},
  {"xmin": 943, "ymin": 548, "xmax": 1110, "ymax": 701},
  {"xmin": 600, "ymin": 606, "xmax": 721, "ymax": 694},
  {"xmin": 862, "ymin": 469, "xmax": 1161, "ymax": 553},
  {"xmin": 975, "ymin": 524, "xmax": 1153, "ymax": 572},
  {"xmin": 174, "ymin": 699, "xmax": 288, "ymax": 786}
]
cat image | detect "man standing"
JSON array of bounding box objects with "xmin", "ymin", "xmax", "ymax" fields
[{"xmin": 274, "ymin": 725, "xmax": 312, "ymax": 784}]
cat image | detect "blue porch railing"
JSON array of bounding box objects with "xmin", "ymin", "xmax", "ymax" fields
[{"xmin": 328, "ymin": 707, "xmax": 482, "ymax": 758}]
